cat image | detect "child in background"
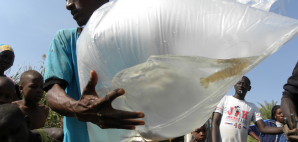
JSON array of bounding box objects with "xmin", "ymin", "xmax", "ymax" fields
[
  {"xmin": 0, "ymin": 44, "xmax": 21, "ymax": 101},
  {"xmin": 13, "ymin": 70, "xmax": 49, "ymax": 129},
  {"xmin": 0, "ymin": 104, "xmax": 63, "ymax": 142},
  {"xmin": 0, "ymin": 76, "xmax": 15, "ymax": 104},
  {"xmin": 190, "ymin": 123, "xmax": 207, "ymax": 142}
]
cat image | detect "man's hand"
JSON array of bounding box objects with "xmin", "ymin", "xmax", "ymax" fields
[
  {"xmin": 249, "ymin": 132, "xmax": 262, "ymax": 142},
  {"xmin": 284, "ymin": 123, "xmax": 298, "ymax": 141},
  {"xmin": 74, "ymin": 70, "xmax": 145, "ymax": 130}
]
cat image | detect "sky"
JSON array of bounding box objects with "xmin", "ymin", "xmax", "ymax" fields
[{"xmin": 1, "ymin": 0, "xmax": 298, "ymax": 107}]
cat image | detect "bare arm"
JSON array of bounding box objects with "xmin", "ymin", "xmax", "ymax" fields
[
  {"xmin": 43, "ymin": 128, "xmax": 64, "ymax": 142},
  {"xmin": 281, "ymin": 97, "xmax": 298, "ymax": 128},
  {"xmin": 46, "ymin": 70, "xmax": 145, "ymax": 129},
  {"xmin": 211, "ymin": 112, "xmax": 222, "ymax": 142},
  {"xmin": 281, "ymin": 97, "xmax": 298, "ymax": 141},
  {"xmin": 46, "ymin": 84, "xmax": 77, "ymax": 117},
  {"xmin": 255, "ymin": 120, "xmax": 283, "ymax": 134},
  {"xmin": 249, "ymin": 132, "xmax": 261, "ymax": 142}
]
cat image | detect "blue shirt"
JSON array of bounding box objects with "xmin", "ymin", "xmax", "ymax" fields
[
  {"xmin": 248, "ymin": 119, "xmax": 283, "ymax": 142},
  {"xmin": 44, "ymin": 28, "xmax": 90, "ymax": 142}
]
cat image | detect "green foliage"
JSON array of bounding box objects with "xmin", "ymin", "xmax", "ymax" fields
[
  {"xmin": 247, "ymin": 135, "xmax": 258, "ymax": 142},
  {"xmin": 257, "ymin": 100, "xmax": 278, "ymax": 120}
]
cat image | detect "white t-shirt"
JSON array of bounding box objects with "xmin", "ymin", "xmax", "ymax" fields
[{"xmin": 214, "ymin": 96, "xmax": 263, "ymax": 142}]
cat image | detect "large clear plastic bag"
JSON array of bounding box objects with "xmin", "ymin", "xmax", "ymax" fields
[
  {"xmin": 77, "ymin": 0, "xmax": 298, "ymax": 141},
  {"xmin": 228, "ymin": 0, "xmax": 289, "ymax": 14}
]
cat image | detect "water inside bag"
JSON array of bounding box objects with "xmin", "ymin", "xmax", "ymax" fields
[{"xmin": 110, "ymin": 55, "xmax": 259, "ymax": 140}]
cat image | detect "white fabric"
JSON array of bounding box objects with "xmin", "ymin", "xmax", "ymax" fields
[
  {"xmin": 276, "ymin": 121, "xmax": 284, "ymax": 127},
  {"xmin": 214, "ymin": 96, "xmax": 263, "ymax": 142}
]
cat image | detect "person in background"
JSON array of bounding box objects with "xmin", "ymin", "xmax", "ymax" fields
[
  {"xmin": 0, "ymin": 76, "xmax": 15, "ymax": 105},
  {"xmin": 13, "ymin": 70, "xmax": 49, "ymax": 129},
  {"xmin": 248, "ymin": 105, "xmax": 284, "ymax": 142},
  {"xmin": 0, "ymin": 104, "xmax": 63, "ymax": 142},
  {"xmin": 184, "ymin": 119, "xmax": 211, "ymax": 142},
  {"xmin": 212, "ymin": 76, "xmax": 283, "ymax": 142},
  {"xmin": 0, "ymin": 44, "xmax": 21, "ymax": 101},
  {"xmin": 190, "ymin": 123, "xmax": 208, "ymax": 142}
]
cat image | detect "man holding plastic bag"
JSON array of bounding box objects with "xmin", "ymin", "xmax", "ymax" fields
[
  {"xmin": 281, "ymin": 61, "xmax": 298, "ymax": 141},
  {"xmin": 43, "ymin": 0, "xmax": 145, "ymax": 142},
  {"xmin": 44, "ymin": 0, "xmax": 298, "ymax": 141}
]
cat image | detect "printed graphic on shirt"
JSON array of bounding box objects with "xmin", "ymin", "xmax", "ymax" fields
[
  {"xmin": 225, "ymin": 122, "xmax": 233, "ymax": 125},
  {"xmin": 225, "ymin": 106, "xmax": 249, "ymax": 126}
]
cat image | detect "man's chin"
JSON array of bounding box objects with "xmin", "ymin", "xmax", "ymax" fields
[
  {"xmin": 237, "ymin": 91, "xmax": 246, "ymax": 95},
  {"xmin": 76, "ymin": 19, "xmax": 87, "ymax": 27}
]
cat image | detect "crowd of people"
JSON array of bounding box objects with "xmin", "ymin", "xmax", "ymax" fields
[{"xmin": 1, "ymin": 0, "xmax": 298, "ymax": 142}]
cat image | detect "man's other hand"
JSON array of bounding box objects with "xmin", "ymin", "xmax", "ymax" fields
[{"xmin": 283, "ymin": 123, "xmax": 298, "ymax": 141}]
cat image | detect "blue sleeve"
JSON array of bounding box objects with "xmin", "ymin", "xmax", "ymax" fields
[
  {"xmin": 44, "ymin": 30, "xmax": 74, "ymax": 85},
  {"xmin": 248, "ymin": 124, "xmax": 261, "ymax": 136}
]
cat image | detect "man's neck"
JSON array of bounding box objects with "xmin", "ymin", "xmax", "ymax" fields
[
  {"xmin": 233, "ymin": 94, "xmax": 245, "ymax": 100},
  {"xmin": 77, "ymin": 27, "xmax": 84, "ymax": 34}
]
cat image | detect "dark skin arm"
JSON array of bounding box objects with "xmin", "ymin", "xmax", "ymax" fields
[
  {"xmin": 255, "ymin": 120, "xmax": 283, "ymax": 134},
  {"xmin": 283, "ymin": 123, "xmax": 298, "ymax": 141},
  {"xmin": 211, "ymin": 112, "xmax": 222, "ymax": 142},
  {"xmin": 281, "ymin": 97, "xmax": 298, "ymax": 141},
  {"xmin": 281, "ymin": 97, "xmax": 298, "ymax": 128},
  {"xmin": 46, "ymin": 70, "xmax": 145, "ymax": 129},
  {"xmin": 43, "ymin": 128, "xmax": 64, "ymax": 142},
  {"xmin": 249, "ymin": 132, "xmax": 261, "ymax": 142}
]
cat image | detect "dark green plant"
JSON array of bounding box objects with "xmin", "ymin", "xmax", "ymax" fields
[
  {"xmin": 257, "ymin": 100, "xmax": 278, "ymax": 120},
  {"xmin": 247, "ymin": 135, "xmax": 258, "ymax": 142}
]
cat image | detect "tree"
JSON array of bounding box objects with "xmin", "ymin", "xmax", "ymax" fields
[{"xmin": 257, "ymin": 100, "xmax": 278, "ymax": 120}]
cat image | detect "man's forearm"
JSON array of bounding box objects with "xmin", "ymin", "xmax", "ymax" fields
[
  {"xmin": 249, "ymin": 132, "xmax": 261, "ymax": 141},
  {"xmin": 259, "ymin": 126, "xmax": 283, "ymax": 134},
  {"xmin": 46, "ymin": 84, "xmax": 77, "ymax": 117},
  {"xmin": 211, "ymin": 124, "xmax": 219, "ymax": 142},
  {"xmin": 212, "ymin": 112, "xmax": 222, "ymax": 142},
  {"xmin": 281, "ymin": 97, "xmax": 298, "ymax": 124}
]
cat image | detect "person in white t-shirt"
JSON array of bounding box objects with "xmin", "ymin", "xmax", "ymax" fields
[{"xmin": 211, "ymin": 76, "xmax": 283, "ymax": 142}]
